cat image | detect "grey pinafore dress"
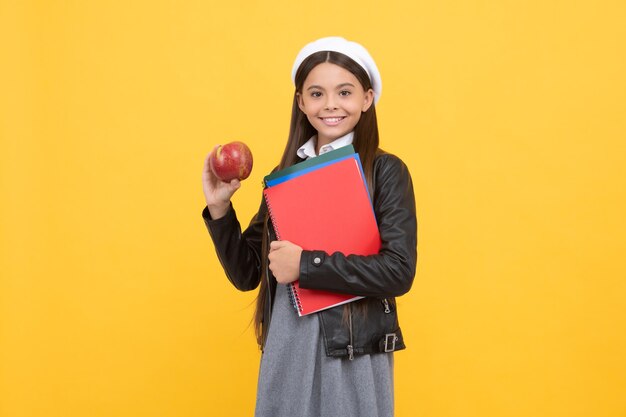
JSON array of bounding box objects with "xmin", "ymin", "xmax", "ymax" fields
[{"xmin": 254, "ymin": 283, "xmax": 394, "ymax": 417}]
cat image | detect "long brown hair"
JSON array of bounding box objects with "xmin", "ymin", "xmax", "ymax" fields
[{"xmin": 254, "ymin": 51, "xmax": 381, "ymax": 347}]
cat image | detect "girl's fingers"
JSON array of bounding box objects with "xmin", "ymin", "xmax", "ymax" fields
[
  {"xmin": 270, "ymin": 240, "xmax": 297, "ymax": 252},
  {"xmin": 203, "ymin": 145, "xmax": 220, "ymax": 173},
  {"xmin": 269, "ymin": 241, "xmax": 283, "ymax": 251}
]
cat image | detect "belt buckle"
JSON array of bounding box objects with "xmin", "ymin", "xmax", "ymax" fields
[{"xmin": 384, "ymin": 333, "xmax": 397, "ymax": 352}]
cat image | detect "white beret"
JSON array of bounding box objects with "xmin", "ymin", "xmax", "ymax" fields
[{"xmin": 291, "ymin": 36, "xmax": 382, "ymax": 104}]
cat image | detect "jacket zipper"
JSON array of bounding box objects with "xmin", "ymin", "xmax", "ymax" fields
[
  {"xmin": 382, "ymin": 298, "xmax": 391, "ymax": 313},
  {"xmin": 347, "ymin": 303, "xmax": 354, "ymax": 360}
]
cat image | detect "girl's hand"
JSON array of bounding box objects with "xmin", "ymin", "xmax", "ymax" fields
[
  {"xmin": 268, "ymin": 240, "xmax": 303, "ymax": 284},
  {"xmin": 202, "ymin": 147, "xmax": 241, "ymax": 219}
]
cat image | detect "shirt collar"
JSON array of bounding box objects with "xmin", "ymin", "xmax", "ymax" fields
[{"xmin": 296, "ymin": 132, "xmax": 355, "ymax": 160}]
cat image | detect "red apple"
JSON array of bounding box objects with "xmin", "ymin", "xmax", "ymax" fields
[{"xmin": 209, "ymin": 141, "xmax": 253, "ymax": 182}]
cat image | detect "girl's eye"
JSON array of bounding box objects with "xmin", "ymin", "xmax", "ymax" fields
[
  {"xmin": 339, "ymin": 90, "xmax": 352, "ymax": 96},
  {"xmin": 311, "ymin": 91, "xmax": 322, "ymax": 98}
]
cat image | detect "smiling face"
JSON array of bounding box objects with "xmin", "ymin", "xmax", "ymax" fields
[{"xmin": 297, "ymin": 62, "xmax": 374, "ymax": 149}]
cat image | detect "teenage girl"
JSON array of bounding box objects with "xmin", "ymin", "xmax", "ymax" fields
[{"xmin": 202, "ymin": 37, "xmax": 417, "ymax": 417}]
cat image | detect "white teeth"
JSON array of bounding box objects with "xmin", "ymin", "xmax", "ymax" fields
[{"xmin": 323, "ymin": 117, "xmax": 343, "ymax": 122}]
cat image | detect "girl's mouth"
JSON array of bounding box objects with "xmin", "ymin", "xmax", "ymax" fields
[{"xmin": 320, "ymin": 116, "xmax": 346, "ymax": 126}]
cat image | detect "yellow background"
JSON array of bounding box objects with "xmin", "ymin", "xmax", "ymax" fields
[{"xmin": 2, "ymin": 1, "xmax": 625, "ymax": 416}]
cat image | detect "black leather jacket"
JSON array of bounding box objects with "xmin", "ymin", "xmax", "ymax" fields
[{"xmin": 202, "ymin": 151, "xmax": 417, "ymax": 359}]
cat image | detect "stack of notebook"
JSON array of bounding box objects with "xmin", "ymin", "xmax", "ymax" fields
[{"xmin": 263, "ymin": 145, "xmax": 381, "ymax": 316}]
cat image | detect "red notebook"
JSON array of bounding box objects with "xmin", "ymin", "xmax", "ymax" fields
[{"xmin": 263, "ymin": 154, "xmax": 381, "ymax": 316}]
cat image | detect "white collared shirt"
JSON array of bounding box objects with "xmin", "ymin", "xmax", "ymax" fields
[{"xmin": 296, "ymin": 132, "xmax": 355, "ymax": 160}]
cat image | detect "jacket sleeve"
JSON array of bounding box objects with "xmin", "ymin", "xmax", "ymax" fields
[
  {"xmin": 202, "ymin": 199, "xmax": 267, "ymax": 292},
  {"xmin": 297, "ymin": 153, "xmax": 417, "ymax": 298}
]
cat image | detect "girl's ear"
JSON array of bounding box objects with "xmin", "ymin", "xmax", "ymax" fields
[
  {"xmin": 296, "ymin": 92, "xmax": 306, "ymax": 112},
  {"xmin": 362, "ymin": 88, "xmax": 374, "ymax": 112}
]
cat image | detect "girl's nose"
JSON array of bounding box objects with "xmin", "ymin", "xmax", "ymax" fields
[
  {"xmin": 324, "ymin": 99, "xmax": 338, "ymax": 110},
  {"xmin": 324, "ymin": 95, "xmax": 338, "ymax": 110}
]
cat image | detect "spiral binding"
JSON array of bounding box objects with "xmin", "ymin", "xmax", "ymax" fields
[
  {"xmin": 265, "ymin": 190, "xmax": 302, "ymax": 313},
  {"xmin": 263, "ymin": 191, "xmax": 281, "ymax": 240},
  {"xmin": 287, "ymin": 283, "xmax": 303, "ymax": 313}
]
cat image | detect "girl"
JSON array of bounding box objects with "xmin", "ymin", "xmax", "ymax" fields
[{"xmin": 202, "ymin": 37, "xmax": 417, "ymax": 417}]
